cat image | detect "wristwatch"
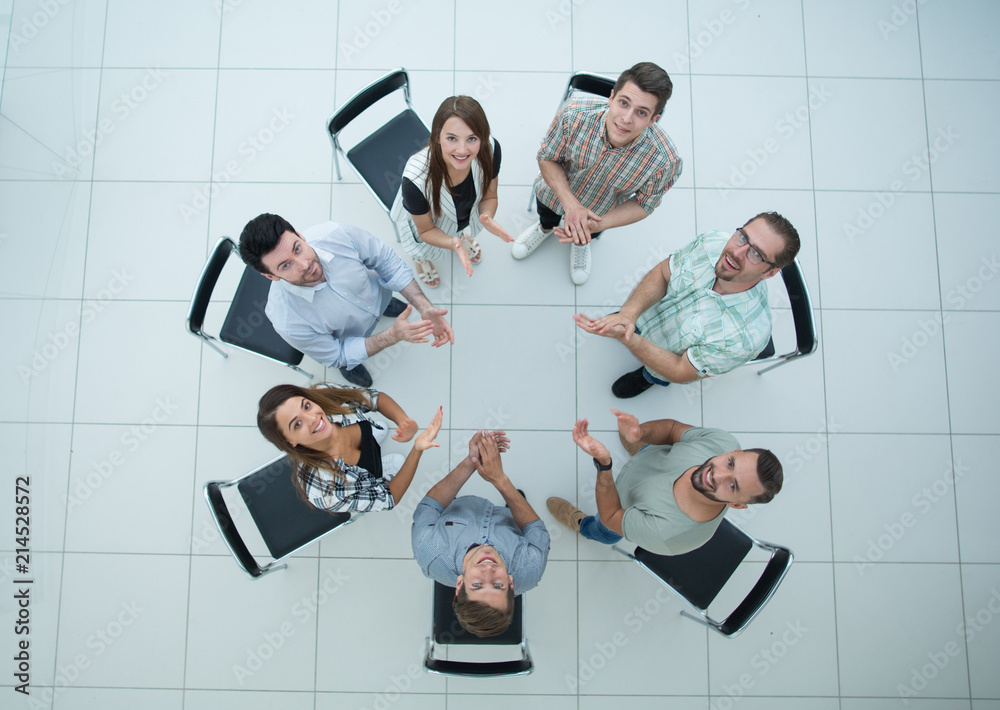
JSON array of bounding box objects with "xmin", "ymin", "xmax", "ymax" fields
[{"xmin": 593, "ymin": 457, "xmax": 612, "ymax": 472}]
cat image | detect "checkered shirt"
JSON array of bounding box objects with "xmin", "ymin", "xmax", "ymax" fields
[
  {"xmin": 635, "ymin": 231, "xmax": 771, "ymax": 377},
  {"xmin": 533, "ymin": 98, "xmax": 682, "ymax": 216},
  {"xmin": 299, "ymin": 388, "xmax": 394, "ymax": 513}
]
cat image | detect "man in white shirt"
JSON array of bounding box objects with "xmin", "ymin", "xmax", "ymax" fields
[{"xmin": 238, "ymin": 213, "xmax": 453, "ymax": 386}]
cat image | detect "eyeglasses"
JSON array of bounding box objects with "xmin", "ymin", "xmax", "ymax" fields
[{"xmin": 735, "ymin": 227, "xmax": 778, "ymax": 267}]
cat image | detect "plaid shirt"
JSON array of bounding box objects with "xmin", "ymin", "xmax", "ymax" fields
[
  {"xmin": 533, "ymin": 98, "xmax": 682, "ymax": 216},
  {"xmin": 636, "ymin": 231, "xmax": 771, "ymax": 377},
  {"xmin": 300, "ymin": 388, "xmax": 395, "ymax": 513}
]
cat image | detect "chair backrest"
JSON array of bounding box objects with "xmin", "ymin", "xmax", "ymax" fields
[
  {"xmin": 237, "ymin": 456, "xmax": 350, "ymax": 561},
  {"xmin": 780, "ymin": 259, "xmax": 817, "ymax": 356},
  {"xmin": 187, "ymin": 237, "xmax": 235, "ymax": 336},
  {"xmin": 719, "ymin": 546, "xmax": 793, "ymax": 636},
  {"xmin": 564, "ymin": 72, "xmax": 616, "ymax": 102},
  {"xmin": 205, "ymin": 480, "xmax": 267, "ymax": 578},
  {"xmin": 219, "ymin": 266, "xmax": 304, "ymax": 366},
  {"xmin": 634, "ymin": 518, "xmax": 753, "ymax": 610},
  {"xmin": 328, "ymin": 69, "xmax": 409, "ymax": 136},
  {"xmin": 346, "ymin": 109, "xmax": 430, "ymax": 210}
]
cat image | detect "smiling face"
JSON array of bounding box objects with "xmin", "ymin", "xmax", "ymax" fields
[
  {"xmin": 689, "ymin": 451, "xmax": 767, "ymax": 509},
  {"xmin": 604, "ymin": 80, "xmax": 661, "ymax": 148},
  {"xmin": 713, "ymin": 217, "xmax": 784, "ymax": 292},
  {"xmin": 274, "ymin": 395, "xmax": 332, "ymax": 450},
  {"xmin": 438, "ymin": 115, "xmax": 481, "ymax": 174},
  {"xmin": 457, "ymin": 544, "xmax": 513, "ymax": 610},
  {"xmin": 260, "ymin": 230, "xmax": 325, "ymax": 287}
]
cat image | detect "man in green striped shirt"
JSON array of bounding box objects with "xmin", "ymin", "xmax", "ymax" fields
[{"xmin": 573, "ymin": 211, "xmax": 800, "ymax": 398}]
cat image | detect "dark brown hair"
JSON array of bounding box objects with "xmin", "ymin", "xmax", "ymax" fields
[
  {"xmin": 426, "ymin": 96, "xmax": 494, "ymax": 220},
  {"xmin": 452, "ymin": 584, "xmax": 515, "ymax": 638},
  {"xmin": 744, "ymin": 448, "xmax": 783, "ymax": 504},
  {"xmin": 613, "ymin": 62, "xmax": 673, "ymax": 116},
  {"xmin": 743, "ymin": 211, "xmax": 801, "ymax": 269},
  {"xmin": 257, "ymin": 383, "xmax": 373, "ymax": 499}
]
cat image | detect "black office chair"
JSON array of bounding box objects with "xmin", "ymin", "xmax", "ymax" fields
[
  {"xmin": 527, "ymin": 71, "xmax": 617, "ymax": 212},
  {"xmin": 562, "ymin": 71, "xmax": 616, "ymax": 103},
  {"xmin": 423, "ymin": 581, "xmax": 533, "ymax": 676},
  {"xmin": 204, "ymin": 455, "xmax": 357, "ymax": 580},
  {"xmin": 326, "ymin": 68, "xmax": 430, "ymax": 240},
  {"xmin": 187, "ymin": 237, "xmax": 311, "ymax": 378},
  {"xmin": 613, "ymin": 518, "xmax": 792, "ymax": 638},
  {"xmin": 751, "ymin": 258, "xmax": 818, "ymax": 374}
]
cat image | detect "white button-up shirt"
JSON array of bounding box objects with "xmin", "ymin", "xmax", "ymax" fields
[{"xmin": 265, "ymin": 222, "xmax": 414, "ymax": 368}]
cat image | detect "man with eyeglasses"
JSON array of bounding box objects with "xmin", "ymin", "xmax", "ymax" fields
[{"xmin": 574, "ymin": 211, "xmax": 800, "ymax": 398}]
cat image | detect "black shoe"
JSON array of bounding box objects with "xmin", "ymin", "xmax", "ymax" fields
[
  {"xmin": 339, "ymin": 364, "xmax": 373, "ymax": 388},
  {"xmin": 612, "ymin": 367, "xmax": 657, "ymax": 399},
  {"xmin": 382, "ymin": 297, "xmax": 407, "ymax": 318}
]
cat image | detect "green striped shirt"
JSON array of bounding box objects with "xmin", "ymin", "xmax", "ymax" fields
[{"xmin": 636, "ymin": 231, "xmax": 771, "ymax": 377}]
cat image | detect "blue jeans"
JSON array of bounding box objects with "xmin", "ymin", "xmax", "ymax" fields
[{"xmin": 579, "ymin": 515, "xmax": 623, "ymax": 545}]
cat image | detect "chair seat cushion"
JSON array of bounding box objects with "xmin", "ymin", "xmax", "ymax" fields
[
  {"xmin": 633, "ymin": 518, "xmax": 753, "ymax": 610},
  {"xmin": 238, "ymin": 457, "xmax": 349, "ymax": 560}
]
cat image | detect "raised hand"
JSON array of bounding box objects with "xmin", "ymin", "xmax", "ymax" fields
[
  {"xmin": 473, "ymin": 431, "xmax": 507, "ymax": 485},
  {"xmin": 479, "ymin": 214, "xmax": 513, "ymax": 242},
  {"xmin": 573, "ymin": 312, "xmax": 636, "ymax": 343},
  {"xmin": 572, "ymin": 418, "xmax": 611, "ymax": 463},
  {"xmin": 452, "ymin": 237, "xmax": 475, "ymax": 277},
  {"xmin": 611, "ymin": 408, "xmax": 641, "ymax": 446},
  {"xmin": 414, "ymin": 406, "xmax": 444, "ymax": 451},
  {"xmin": 391, "ymin": 416, "xmax": 418, "ymax": 442},
  {"xmin": 390, "ymin": 305, "xmax": 434, "ymax": 344},
  {"xmin": 468, "ymin": 429, "xmax": 511, "ymax": 463},
  {"xmin": 421, "ymin": 306, "xmax": 454, "ymax": 347}
]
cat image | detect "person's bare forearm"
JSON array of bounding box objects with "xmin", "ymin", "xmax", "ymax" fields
[
  {"xmin": 387, "ymin": 447, "xmax": 425, "ymax": 503},
  {"xmin": 620, "ymin": 259, "xmax": 670, "ymax": 321},
  {"xmin": 398, "ymin": 279, "xmax": 434, "ymax": 315},
  {"xmin": 492, "ymin": 475, "xmax": 540, "ymax": 528},
  {"xmin": 624, "ymin": 335, "xmax": 702, "ymax": 384},
  {"xmin": 595, "ymin": 469, "xmax": 625, "ymax": 534},
  {"xmin": 538, "ymin": 160, "xmax": 583, "ymax": 213},
  {"xmin": 364, "ymin": 326, "xmax": 401, "ymax": 357},
  {"xmin": 592, "ymin": 200, "xmax": 649, "ymax": 231},
  {"xmin": 424, "ymin": 456, "xmax": 476, "ymax": 509},
  {"xmin": 633, "ymin": 418, "xmax": 693, "ymax": 446}
]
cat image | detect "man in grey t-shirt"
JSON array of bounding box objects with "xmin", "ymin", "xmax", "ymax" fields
[{"xmin": 547, "ymin": 409, "xmax": 783, "ymax": 555}]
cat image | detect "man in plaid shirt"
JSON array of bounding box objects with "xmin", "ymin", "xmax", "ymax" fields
[
  {"xmin": 573, "ymin": 212, "xmax": 801, "ymax": 398},
  {"xmin": 511, "ymin": 62, "xmax": 683, "ymax": 285}
]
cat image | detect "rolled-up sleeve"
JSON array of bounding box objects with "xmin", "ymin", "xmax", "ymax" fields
[
  {"xmin": 536, "ymin": 107, "xmax": 571, "ymax": 163},
  {"xmin": 634, "ymin": 154, "xmax": 683, "ymax": 213}
]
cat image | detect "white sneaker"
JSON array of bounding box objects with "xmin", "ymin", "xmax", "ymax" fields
[
  {"xmin": 570, "ymin": 242, "xmax": 592, "ymax": 285},
  {"xmin": 381, "ymin": 453, "xmax": 405, "ymax": 478},
  {"xmin": 511, "ymin": 222, "xmax": 551, "ymax": 260}
]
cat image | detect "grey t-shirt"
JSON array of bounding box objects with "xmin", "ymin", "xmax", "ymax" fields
[{"xmin": 617, "ymin": 427, "xmax": 740, "ymax": 555}]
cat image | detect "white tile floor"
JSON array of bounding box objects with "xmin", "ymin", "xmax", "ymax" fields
[{"xmin": 1, "ymin": 0, "xmax": 998, "ymax": 708}]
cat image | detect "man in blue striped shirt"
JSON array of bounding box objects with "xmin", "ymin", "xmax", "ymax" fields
[{"xmin": 412, "ymin": 431, "xmax": 549, "ymax": 637}]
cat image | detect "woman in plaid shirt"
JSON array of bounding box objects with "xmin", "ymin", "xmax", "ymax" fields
[{"xmin": 257, "ymin": 383, "xmax": 442, "ymax": 513}]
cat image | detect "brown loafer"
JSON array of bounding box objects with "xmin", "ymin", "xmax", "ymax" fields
[{"xmin": 547, "ymin": 497, "xmax": 585, "ymax": 532}]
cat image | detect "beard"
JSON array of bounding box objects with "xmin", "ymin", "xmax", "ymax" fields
[{"xmin": 690, "ymin": 459, "xmax": 722, "ymax": 503}]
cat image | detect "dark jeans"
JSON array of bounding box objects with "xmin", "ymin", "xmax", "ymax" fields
[
  {"xmin": 579, "ymin": 515, "xmax": 623, "ymax": 544},
  {"xmin": 536, "ymin": 199, "xmax": 603, "ymax": 239}
]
